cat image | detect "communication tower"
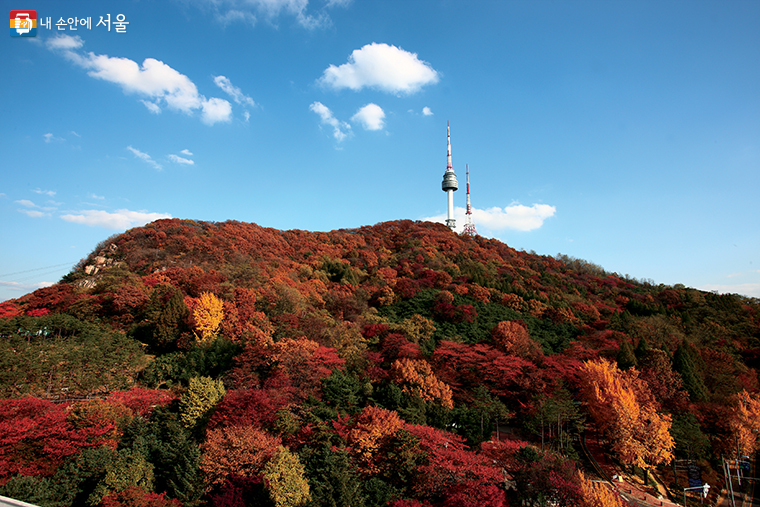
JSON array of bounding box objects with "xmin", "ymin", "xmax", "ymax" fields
[
  {"xmin": 462, "ymin": 164, "xmax": 477, "ymax": 236},
  {"xmin": 441, "ymin": 122, "xmax": 458, "ymax": 230}
]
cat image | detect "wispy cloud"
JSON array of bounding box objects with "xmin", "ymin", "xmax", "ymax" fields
[
  {"xmin": 168, "ymin": 154, "xmax": 195, "ymax": 165},
  {"xmin": 319, "ymin": 43, "xmax": 439, "ymax": 94},
  {"xmin": 0, "ymin": 280, "xmax": 55, "ymax": 292},
  {"xmin": 423, "ymin": 203, "xmax": 557, "ymax": 233},
  {"xmin": 141, "ymin": 100, "xmax": 162, "ymax": 114},
  {"xmin": 201, "ymin": 0, "xmax": 350, "ymax": 29},
  {"xmin": 32, "ymin": 188, "xmax": 56, "ymax": 197},
  {"xmin": 180, "ymin": 149, "xmax": 193, "ymax": 156},
  {"xmin": 422, "ymin": 107, "xmax": 433, "ymax": 116},
  {"xmin": 213, "ymin": 76, "xmax": 255, "ymax": 107},
  {"xmin": 46, "ymin": 34, "xmax": 232, "ymax": 125},
  {"xmin": 309, "ymin": 101, "xmax": 351, "ymax": 142},
  {"xmin": 60, "ymin": 209, "xmax": 172, "ymax": 230},
  {"xmin": 15, "ymin": 197, "xmax": 57, "ymax": 217},
  {"xmin": 127, "ymin": 146, "xmax": 163, "ymax": 170},
  {"xmin": 18, "ymin": 209, "xmax": 47, "ymax": 218},
  {"xmin": 43, "ymin": 133, "xmax": 64, "ymax": 143},
  {"xmin": 351, "ymin": 103, "xmax": 385, "ymax": 131}
]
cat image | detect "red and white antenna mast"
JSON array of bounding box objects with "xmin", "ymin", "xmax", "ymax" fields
[{"xmin": 462, "ymin": 164, "xmax": 477, "ymax": 236}]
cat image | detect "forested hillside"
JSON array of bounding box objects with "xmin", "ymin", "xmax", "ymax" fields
[{"xmin": 1, "ymin": 219, "xmax": 758, "ymax": 507}]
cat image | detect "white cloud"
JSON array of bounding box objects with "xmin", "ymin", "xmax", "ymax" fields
[
  {"xmin": 47, "ymin": 34, "xmax": 232, "ymax": 125},
  {"xmin": 71, "ymin": 131, "xmax": 81, "ymax": 137},
  {"xmin": 46, "ymin": 33, "xmax": 84, "ymax": 50},
  {"xmin": 309, "ymin": 101, "xmax": 351, "ymax": 142},
  {"xmin": 15, "ymin": 199, "xmax": 36, "ymax": 207},
  {"xmin": 319, "ymin": 43, "xmax": 439, "ymax": 94},
  {"xmin": 32, "ymin": 188, "xmax": 56, "ymax": 196},
  {"xmin": 214, "ymin": 75, "xmax": 256, "ymax": 107},
  {"xmin": 422, "ymin": 106, "xmax": 433, "ymax": 116},
  {"xmin": 127, "ymin": 146, "xmax": 163, "ymax": 170},
  {"xmin": 243, "ymin": 110, "xmax": 251, "ymax": 122},
  {"xmin": 89, "ymin": 193, "xmax": 105, "ymax": 200},
  {"xmin": 201, "ymin": 97, "xmax": 233, "ymax": 125},
  {"xmin": 61, "ymin": 209, "xmax": 172, "ymax": 230},
  {"xmin": 474, "ymin": 204, "xmax": 557, "ymax": 232},
  {"xmin": 18, "ymin": 209, "xmax": 47, "ymax": 218},
  {"xmin": 423, "ymin": 203, "xmax": 556, "ymax": 233},
  {"xmin": 169, "ymin": 154, "xmax": 195, "ymax": 165},
  {"xmin": 351, "ymin": 103, "xmax": 385, "ymax": 131},
  {"xmin": 0, "ymin": 280, "xmax": 55, "ymax": 292},
  {"xmin": 180, "ymin": 149, "xmax": 193, "ymax": 156}
]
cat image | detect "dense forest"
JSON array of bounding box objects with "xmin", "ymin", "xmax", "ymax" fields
[{"xmin": 1, "ymin": 219, "xmax": 758, "ymax": 507}]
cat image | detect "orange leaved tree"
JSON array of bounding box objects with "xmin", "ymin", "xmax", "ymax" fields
[
  {"xmin": 346, "ymin": 406, "xmax": 405, "ymax": 475},
  {"xmin": 200, "ymin": 425, "xmax": 281, "ymax": 491},
  {"xmin": 578, "ymin": 471, "xmax": 626, "ymax": 507},
  {"xmin": 729, "ymin": 390, "xmax": 760, "ymax": 457},
  {"xmin": 390, "ymin": 358, "xmax": 454, "ymax": 409},
  {"xmin": 579, "ymin": 358, "xmax": 674, "ymax": 472}
]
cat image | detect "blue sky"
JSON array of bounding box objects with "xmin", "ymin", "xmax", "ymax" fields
[{"xmin": 2, "ymin": 0, "xmax": 759, "ymax": 302}]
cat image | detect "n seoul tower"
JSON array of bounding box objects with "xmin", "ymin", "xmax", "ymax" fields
[{"xmin": 441, "ymin": 122, "xmax": 459, "ymax": 230}]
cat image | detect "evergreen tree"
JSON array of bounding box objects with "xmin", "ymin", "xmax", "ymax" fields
[
  {"xmin": 634, "ymin": 335, "xmax": 651, "ymax": 363},
  {"xmin": 616, "ymin": 340, "xmax": 637, "ymax": 370},
  {"xmin": 132, "ymin": 285, "xmax": 189, "ymax": 352},
  {"xmin": 673, "ymin": 342, "xmax": 709, "ymax": 402},
  {"xmin": 120, "ymin": 408, "xmax": 204, "ymax": 504},
  {"xmin": 305, "ymin": 446, "xmax": 365, "ymax": 507}
]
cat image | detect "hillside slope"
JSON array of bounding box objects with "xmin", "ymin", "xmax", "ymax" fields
[{"xmin": 1, "ymin": 219, "xmax": 758, "ymax": 507}]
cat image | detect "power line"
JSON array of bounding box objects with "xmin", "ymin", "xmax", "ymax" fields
[{"xmin": 0, "ymin": 262, "xmax": 77, "ymax": 279}]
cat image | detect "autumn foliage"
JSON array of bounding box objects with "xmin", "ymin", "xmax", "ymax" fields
[
  {"xmin": 0, "ymin": 218, "xmax": 757, "ymax": 506},
  {"xmin": 579, "ymin": 358, "xmax": 675, "ymax": 470},
  {"xmin": 192, "ymin": 292, "xmax": 224, "ymax": 345}
]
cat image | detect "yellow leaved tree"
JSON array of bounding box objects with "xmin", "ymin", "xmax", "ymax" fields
[
  {"xmin": 193, "ymin": 292, "xmax": 224, "ymax": 345},
  {"xmin": 179, "ymin": 376, "xmax": 226, "ymax": 429},
  {"xmin": 262, "ymin": 446, "xmax": 311, "ymax": 507}
]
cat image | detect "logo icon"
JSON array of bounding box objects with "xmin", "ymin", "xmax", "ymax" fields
[{"xmin": 10, "ymin": 10, "xmax": 37, "ymax": 37}]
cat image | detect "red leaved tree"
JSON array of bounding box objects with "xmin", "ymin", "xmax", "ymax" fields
[{"xmin": 0, "ymin": 397, "xmax": 114, "ymax": 483}]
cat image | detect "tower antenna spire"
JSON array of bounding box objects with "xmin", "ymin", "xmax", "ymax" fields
[
  {"xmin": 441, "ymin": 121, "xmax": 458, "ymax": 230},
  {"xmin": 462, "ymin": 164, "xmax": 477, "ymax": 236}
]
